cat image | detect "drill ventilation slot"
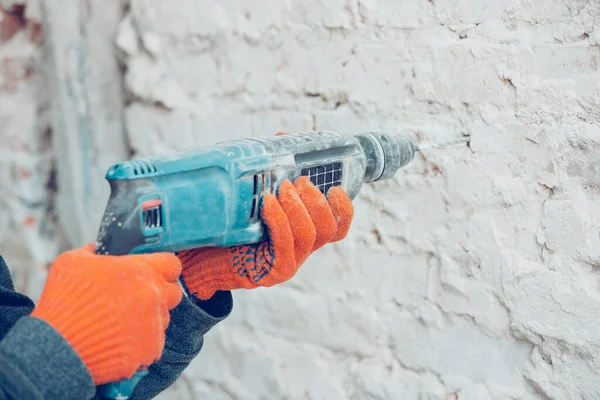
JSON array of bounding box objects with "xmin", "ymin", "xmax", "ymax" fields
[
  {"xmin": 129, "ymin": 160, "xmax": 158, "ymax": 176},
  {"xmin": 142, "ymin": 200, "xmax": 162, "ymax": 229},
  {"xmin": 250, "ymin": 174, "xmax": 266, "ymax": 222}
]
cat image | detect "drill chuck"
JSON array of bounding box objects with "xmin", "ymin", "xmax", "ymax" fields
[{"xmin": 355, "ymin": 132, "xmax": 416, "ymax": 183}]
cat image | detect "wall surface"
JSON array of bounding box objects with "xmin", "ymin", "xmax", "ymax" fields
[
  {"xmin": 0, "ymin": 0, "xmax": 58, "ymax": 299},
  {"xmin": 2, "ymin": 0, "xmax": 600, "ymax": 399},
  {"xmin": 117, "ymin": 1, "xmax": 600, "ymax": 399}
]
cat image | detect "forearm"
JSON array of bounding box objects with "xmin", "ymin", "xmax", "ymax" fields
[
  {"xmin": 128, "ymin": 291, "xmax": 233, "ymax": 400},
  {"xmin": 0, "ymin": 317, "xmax": 96, "ymax": 400},
  {"xmin": 0, "ymin": 256, "xmax": 95, "ymax": 399},
  {"xmin": 0, "ymin": 256, "xmax": 91, "ymax": 399}
]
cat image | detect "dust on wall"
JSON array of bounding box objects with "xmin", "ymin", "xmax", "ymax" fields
[{"xmin": 117, "ymin": 0, "xmax": 600, "ymax": 399}]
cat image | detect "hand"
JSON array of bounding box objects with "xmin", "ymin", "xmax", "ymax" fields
[
  {"xmin": 30, "ymin": 244, "xmax": 183, "ymax": 385},
  {"xmin": 177, "ymin": 176, "xmax": 354, "ymax": 300}
]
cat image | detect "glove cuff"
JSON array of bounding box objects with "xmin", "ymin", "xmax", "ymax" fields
[{"xmin": 178, "ymin": 247, "xmax": 241, "ymax": 301}]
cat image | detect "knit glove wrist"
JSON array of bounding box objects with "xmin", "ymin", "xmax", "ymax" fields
[
  {"xmin": 30, "ymin": 244, "xmax": 183, "ymax": 385},
  {"xmin": 178, "ymin": 176, "xmax": 354, "ymax": 301}
]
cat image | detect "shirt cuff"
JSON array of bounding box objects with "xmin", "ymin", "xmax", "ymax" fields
[{"xmin": 163, "ymin": 291, "xmax": 233, "ymax": 358}]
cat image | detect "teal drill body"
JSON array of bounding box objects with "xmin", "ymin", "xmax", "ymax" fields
[{"xmin": 95, "ymin": 131, "xmax": 416, "ymax": 257}]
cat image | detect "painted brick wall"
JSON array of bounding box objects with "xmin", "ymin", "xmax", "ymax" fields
[
  {"xmin": 0, "ymin": 0, "xmax": 59, "ymax": 300},
  {"xmin": 117, "ymin": 1, "xmax": 600, "ymax": 399},
  {"xmin": 2, "ymin": 0, "xmax": 600, "ymax": 399}
]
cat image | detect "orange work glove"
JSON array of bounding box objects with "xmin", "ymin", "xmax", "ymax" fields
[
  {"xmin": 30, "ymin": 244, "xmax": 183, "ymax": 385},
  {"xmin": 177, "ymin": 176, "xmax": 354, "ymax": 300}
]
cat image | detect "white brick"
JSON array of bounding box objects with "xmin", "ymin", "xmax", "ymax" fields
[
  {"xmin": 433, "ymin": 0, "xmax": 511, "ymax": 25},
  {"xmin": 359, "ymin": 0, "xmax": 436, "ymax": 28},
  {"xmin": 0, "ymin": 10, "xmax": 55, "ymax": 300}
]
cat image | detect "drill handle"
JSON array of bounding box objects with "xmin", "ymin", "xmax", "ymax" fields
[
  {"xmin": 96, "ymin": 371, "xmax": 149, "ymax": 399},
  {"xmin": 93, "ymin": 242, "xmax": 150, "ymax": 399}
]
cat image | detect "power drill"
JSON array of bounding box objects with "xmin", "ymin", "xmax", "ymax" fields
[{"xmin": 94, "ymin": 130, "xmax": 469, "ymax": 399}]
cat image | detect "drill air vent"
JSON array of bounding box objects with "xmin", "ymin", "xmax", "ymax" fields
[
  {"xmin": 130, "ymin": 160, "xmax": 158, "ymax": 176},
  {"xmin": 142, "ymin": 199, "xmax": 162, "ymax": 229},
  {"xmin": 249, "ymin": 174, "xmax": 266, "ymax": 222},
  {"xmin": 106, "ymin": 159, "xmax": 158, "ymax": 179}
]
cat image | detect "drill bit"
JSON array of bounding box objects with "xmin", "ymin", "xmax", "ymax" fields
[{"xmin": 415, "ymin": 136, "xmax": 470, "ymax": 152}]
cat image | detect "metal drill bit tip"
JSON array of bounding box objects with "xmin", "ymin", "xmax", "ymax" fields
[{"xmin": 415, "ymin": 136, "xmax": 470, "ymax": 151}]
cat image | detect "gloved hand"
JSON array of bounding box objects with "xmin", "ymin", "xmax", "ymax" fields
[
  {"xmin": 30, "ymin": 244, "xmax": 183, "ymax": 385},
  {"xmin": 177, "ymin": 176, "xmax": 354, "ymax": 300}
]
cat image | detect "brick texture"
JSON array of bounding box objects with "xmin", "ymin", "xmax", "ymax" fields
[
  {"xmin": 0, "ymin": 0, "xmax": 58, "ymax": 300},
  {"xmin": 2, "ymin": 0, "xmax": 600, "ymax": 399},
  {"xmin": 117, "ymin": 1, "xmax": 600, "ymax": 399}
]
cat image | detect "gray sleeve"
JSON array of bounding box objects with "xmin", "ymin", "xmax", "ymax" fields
[
  {"xmin": 0, "ymin": 317, "xmax": 95, "ymax": 400},
  {"xmin": 0, "ymin": 256, "xmax": 36, "ymax": 341},
  {"xmin": 128, "ymin": 291, "xmax": 233, "ymax": 400}
]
